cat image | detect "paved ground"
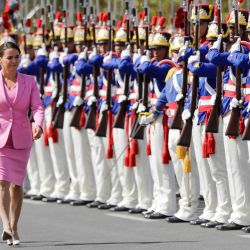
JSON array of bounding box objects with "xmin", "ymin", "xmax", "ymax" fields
[{"xmin": 0, "ymin": 199, "xmax": 249, "ymax": 250}]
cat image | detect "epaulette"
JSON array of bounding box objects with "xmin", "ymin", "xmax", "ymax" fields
[
  {"xmin": 157, "ymin": 59, "xmax": 176, "ymax": 68},
  {"xmin": 165, "ymin": 67, "xmax": 178, "ymax": 82},
  {"xmin": 241, "ymin": 41, "xmax": 250, "ymax": 51}
]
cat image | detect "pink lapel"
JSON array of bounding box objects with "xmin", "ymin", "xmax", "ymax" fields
[
  {"xmin": 0, "ymin": 71, "xmax": 26, "ymax": 106},
  {"xmin": 0, "ymin": 71, "xmax": 9, "ymax": 105},
  {"xmin": 13, "ymin": 72, "xmax": 26, "ymax": 106}
]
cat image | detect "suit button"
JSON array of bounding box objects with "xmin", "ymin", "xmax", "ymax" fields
[
  {"xmin": 9, "ymin": 119, "xmax": 13, "ymax": 122},
  {"xmin": 9, "ymin": 107, "xmax": 12, "ymax": 111}
]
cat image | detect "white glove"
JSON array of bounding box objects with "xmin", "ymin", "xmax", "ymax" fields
[
  {"xmin": 188, "ymin": 51, "xmax": 200, "ymax": 65},
  {"xmin": 210, "ymin": 94, "xmax": 216, "ymax": 105},
  {"xmin": 121, "ymin": 44, "xmax": 131, "ymax": 59},
  {"xmin": 59, "ymin": 49, "xmax": 68, "ymax": 66},
  {"xmin": 100, "ymin": 102, "xmax": 108, "ymax": 113},
  {"xmin": 175, "ymin": 93, "xmax": 184, "ymax": 102},
  {"xmin": 89, "ymin": 47, "xmax": 97, "ymax": 60},
  {"xmin": 51, "ymin": 85, "xmax": 58, "ymax": 99},
  {"xmin": 103, "ymin": 51, "xmax": 112, "ymax": 64},
  {"xmin": 133, "ymin": 48, "xmax": 141, "ymax": 64},
  {"xmin": 73, "ymin": 96, "xmax": 84, "ymax": 106},
  {"xmin": 230, "ymin": 37, "xmax": 241, "ymax": 53},
  {"xmin": 19, "ymin": 54, "xmax": 30, "ymax": 68},
  {"xmin": 247, "ymin": 102, "xmax": 250, "ymax": 112},
  {"xmin": 131, "ymin": 102, "xmax": 139, "ymax": 110},
  {"xmin": 211, "ymin": 34, "xmax": 223, "ymax": 50},
  {"xmin": 229, "ymin": 97, "xmax": 241, "ymax": 109},
  {"xmin": 139, "ymin": 114, "xmax": 154, "ymax": 126},
  {"xmin": 87, "ymin": 95, "xmax": 97, "ymax": 106},
  {"xmin": 137, "ymin": 103, "xmax": 146, "ymax": 113},
  {"xmin": 178, "ymin": 41, "xmax": 189, "ymax": 57},
  {"xmin": 182, "ymin": 109, "xmax": 191, "ymax": 121},
  {"xmin": 140, "ymin": 50, "xmax": 150, "ymax": 64},
  {"xmin": 118, "ymin": 94, "xmax": 127, "ymax": 103},
  {"xmin": 37, "ymin": 43, "xmax": 48, "ymax": 56},
  {"xmin": 56, "ymin": 95, "xmax": 64, "ymax": 107},
  {"xmin": 78, "ymin": 46, "xmax": 88, "ymax": 60}
]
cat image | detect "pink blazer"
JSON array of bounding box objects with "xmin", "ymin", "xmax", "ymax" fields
[{"xmin": 0, "ymin": 71, "xmax": 44, "ymax": 149}]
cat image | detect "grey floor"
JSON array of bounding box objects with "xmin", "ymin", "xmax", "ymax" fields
[{"xmin": 0, "ymin": 199, "xmax": 249, "ymax": 250}]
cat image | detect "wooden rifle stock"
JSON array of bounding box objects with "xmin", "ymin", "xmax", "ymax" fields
[
  {"xmin": 95, "ymin": 68, "xmax": 113, "ymax": 137},
  {"xmin": 225, "ymin": 1, "xmax": 241, "ymax": 137},
  {"xmin": 70, "ymin": 74, "xmax": 86, "ymax": 128},
  {"xmin": 85, "ymin": 64, "xmax": 99, "ymax": 130},
  {"xmin": 177, "ymin": 74, "xmax": 199, "ymax": 147},
  {"xmin": 177, "ymin": 3, "xmax": 199, "ymax": 147},
  {"xmin": 53, "ymin": 65, "xmax": 69, "ymax": 128},
  {"xmin": 130, "ymin": 6, "xmax": 149, "ymax": 139},
  {"xmin": 113, "ymin": 0, "xmax": 130, "ymax": 129},
  {"xmin": 225, "ymin": 67, "xmax": 241, "ymax": 136},
  {"xmin": 171, "ymin": 63, "xmax": 188, "ymax": 130},
  {"xmin": 205, "ymin": 67, "xmax": 222, "ymax": 133},
  {"xmin": 206, "ymin": 0, "xmax": 222, "ymax": 133},
  {"xmin": 113, "ymin": 74, "xmax": 130, "ymax": 129},
  {"xmin": 171, "ymin": 3, "xmax": 189, "ymax": 130},
  {"xmin": 52, "ymin": 72, "xmax": 61, "ymax": 121}
]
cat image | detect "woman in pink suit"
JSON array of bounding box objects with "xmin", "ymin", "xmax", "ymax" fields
[{"xmin": 0, "ymin": 41, "xmax": 44, "ymax": 246}]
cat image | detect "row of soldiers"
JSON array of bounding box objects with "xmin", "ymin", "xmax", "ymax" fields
[{"xmin": 2, "ymin": 0, "xmax": 250, "ymax": 233}]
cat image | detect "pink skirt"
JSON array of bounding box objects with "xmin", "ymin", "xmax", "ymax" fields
[{"xmin": 0, "ymin": 131, "xmax": 31, "ymax": 186}]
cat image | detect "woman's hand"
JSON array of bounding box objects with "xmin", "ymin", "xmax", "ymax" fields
[{"xmin": 32, "ymin": 125, "xmax": 43, "ymax": 140}]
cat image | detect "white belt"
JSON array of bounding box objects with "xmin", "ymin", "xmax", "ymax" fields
[
  {"xmin": 44, "ymin": 86, "xmax": 53, "ymax": 92},
  {"xmin": 85, "ymin": 90, "xmax": 94, "ymax": 98},
  {"xmin": 224, "ymin": 84, "xmax": 236, "ymax": 92},
  {"xmin": 128, "ymin": 93, "xmax": 137, "ymax": 100},
  {"xmin": 198, "ymin": 98, "xmax": 212, "ymax": 106},
  {"xmin": 70, "ymin": 85, "xmax": 81, "ymax": 92}
]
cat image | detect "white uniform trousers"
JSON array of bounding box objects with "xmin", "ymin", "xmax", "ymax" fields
[
  {"xmin": 88, "ymin": 130, "xmax": 112, "ymax": 203},
  {"xmin": 168, "ymin": 129, "xmax": 200, "ymax": 221},
  {"xmin": 192, "ymin": 113, "xmax": 217, "ymax": 221},
  {"xmin": 223, "ymin": 114, "xmax": 250, "ymax": 225},
  {"xmin": 133, "ymin": 137, "xmax": 153, "ymax": 210},
  {"xmin": 26, "ymin": 145, "xmax": 41, "ymax": 196},
  {"xmin": 71, "ymin": 126, "xmax": 96, "ymax": 201},
  {"xmin": 113, "ymin": 128, "xmax": 138, "ymax": 208},
  {"xmin": 34, "ymin": 136, "xmax": 55, "ymax": 197},
  {"xmin": 63, "ymin": 110, "xmax": 80, "ymax": 200},
  {"xmin": 203, "ymin": 118, "xmax": 232, "ymax": 223},
  {"xmin": 45, "ymin": 106, "xmax": 70, "ymax": 199},
  {"xmin": 148, "ymin": 115, "xmax": 176, "ymax": 216}
]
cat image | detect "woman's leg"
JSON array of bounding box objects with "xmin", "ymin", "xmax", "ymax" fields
[
  {"xmin": 9, "ymin": 184, "xmax": 23, "ymax": 240},
  {"xmin": 0, "ymin": 180, "xmax": 11, "ymax": 232}
]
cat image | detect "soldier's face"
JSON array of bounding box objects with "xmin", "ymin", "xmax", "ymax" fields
[
  {"xmin": 153, "ymin": 47, "xmax": 167, "ymax": 61},
  {"xmin": 98, "ymin": 43, "xmax": 108, "ymax": 55},
  {"xmin": 199, "ymin": 21, "xmax": 208, "ymax": 38},
  {"xmin": 75, "ymin": 45, "xmax": 82, "ymax": 54},
  {"xmin": 115, "ymin": 45, "xmax": 126, "ymax": 57}
]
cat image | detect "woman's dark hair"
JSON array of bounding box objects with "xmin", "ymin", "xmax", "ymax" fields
[{"xmin": 0, "ymin": 42, "xmax": 21, "ymax": 57}]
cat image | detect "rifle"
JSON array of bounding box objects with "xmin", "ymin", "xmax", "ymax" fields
[
  {"xmin": 95, "ymin": 9, "xmax": 113, "ymax": 137},
  {"xmin": 171, "ymin": 0, "xmax": 189, "ymax": 130},
  {"xmin": 113, "ymin": 0, "xmax": 130, "ymax": 129},
  {"xmin": 85, "ymin": 6, "xmax": 99, "ymax": 130},
  {"xmin": 225, "ymin": 0, "xmax": 241, "ymax": 137},
  {"xmin": 130, "ymin": 5, "xmax": 149, "ymax": 140},
  {"xmin": 53, "ymin": 9, "xmax": 69, "ymax": 129},
  {"xmin": 177, "ymin": 2, "xmax": 200, "ymax": 147},
  {"xmin": 70, "ymin": 1, "xmax": 88, "ymax": 129},
  {"xmin": 47, "ymin": 4, "xmax": 62, "ymax": 122},
  {"xmin": 205, "ymin": 0, "xmax": 223, "ymax": 133},
  {"xmin": 39, "ymin": 3, "xmax": 46, "ymax": 98}
]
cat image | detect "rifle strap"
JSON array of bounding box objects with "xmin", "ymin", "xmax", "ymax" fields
[
  {"xmin": 162, "ymin": 114, "xmax": 171, "ymax": 164},
  {"xmin": 106, "ymin": 110, "xmax": 114, "ymax": 159}
]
